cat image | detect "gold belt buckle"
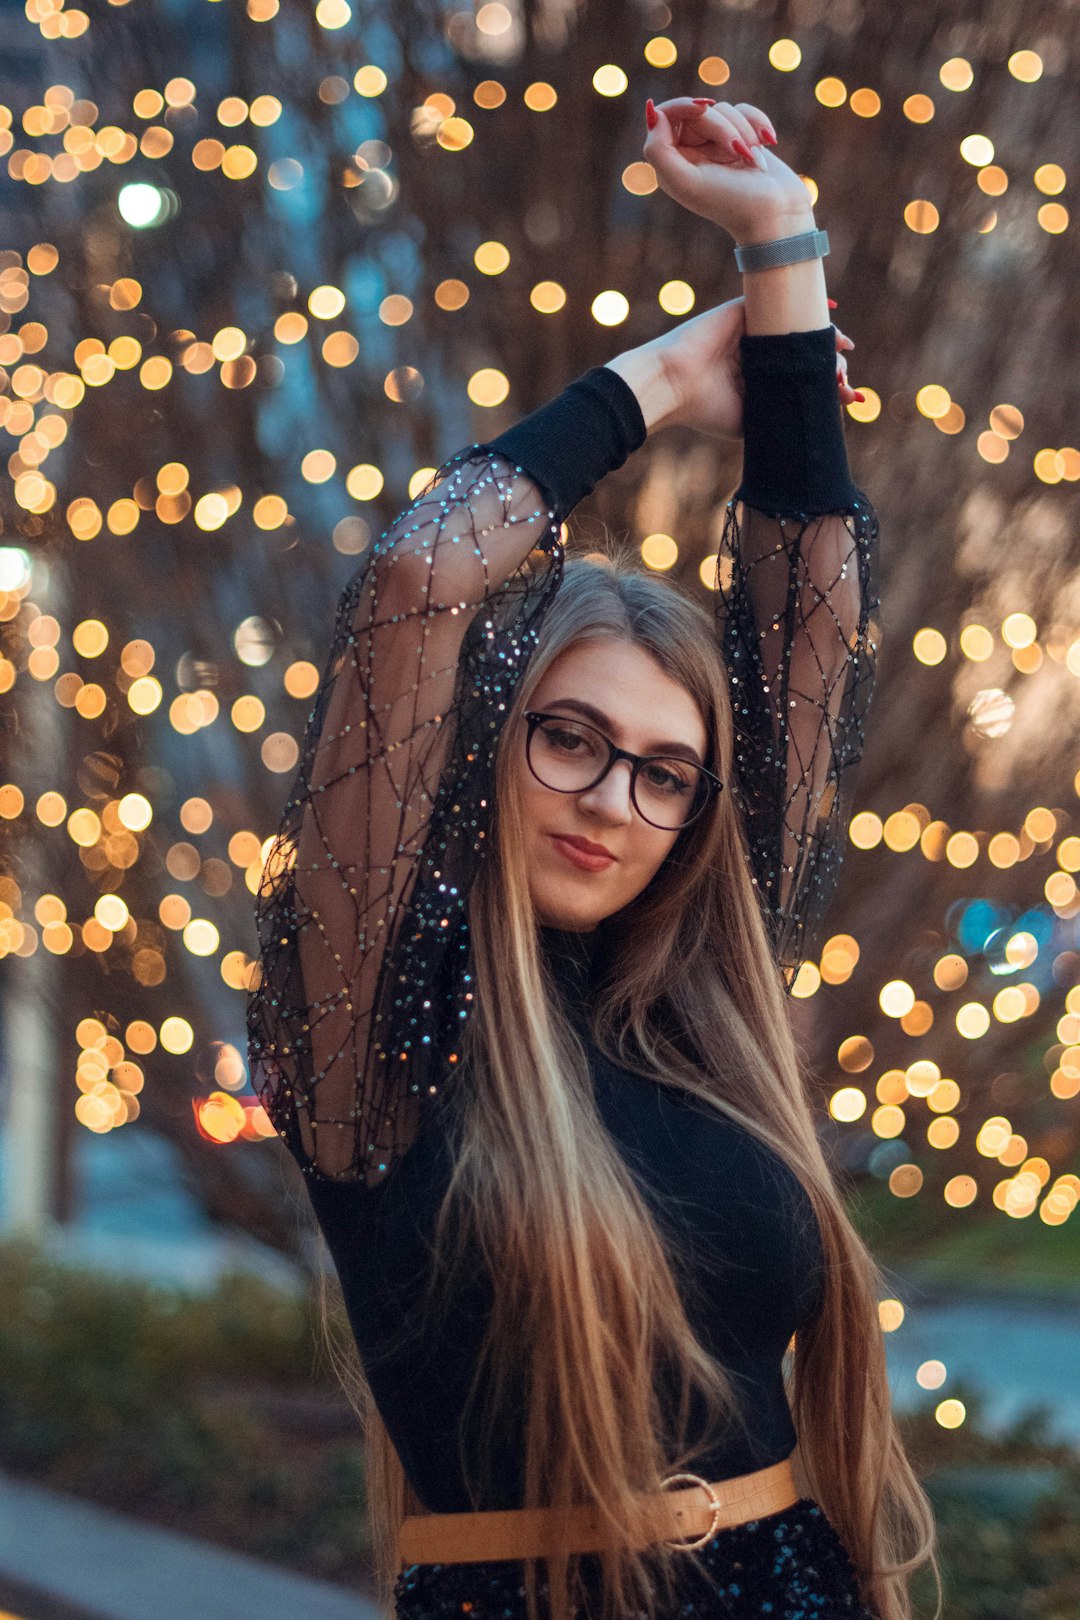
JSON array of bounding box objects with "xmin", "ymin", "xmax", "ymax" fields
[{"xmin": 658, "ymin": 1471, "xmax": 723, "ymax": 1551}]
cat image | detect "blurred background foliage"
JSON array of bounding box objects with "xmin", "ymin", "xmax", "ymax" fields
[
  {"xmin": 1, "ymin": 1, "xmax": 1079, "ymax": 1614},
  {"xmin": 1, "ymin": 0, "xmax": 1078, "ymax": 1257}
]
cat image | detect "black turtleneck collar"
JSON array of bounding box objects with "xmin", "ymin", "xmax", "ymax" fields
[{"xmin": 538, "ymin": 921, "xmax": 604, "ymax": 1026}]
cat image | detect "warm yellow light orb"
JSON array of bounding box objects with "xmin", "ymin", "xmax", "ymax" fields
[
  {"xmin": 309, "ymin": 285, "xmax": 346, "ymax": 319},
  {"xmin": 944, "ymin": 1174, "xmax": 977, "ymax": 1207},
  {"xmin": 591, "ymin": 290, "xmax": 630, "ymax": 326},
  {"xmin": 1008, "ymin": 50, "xmax": 1043, "ymax": 82},
  {"xmin": 658, "ymin": 280, "xmax": 695, "ymax": 316},
  {"xmin": 592, "ymin": 65, "xmax": 629, "ymax": 97},
  {"xmin": 644, "ymin": 37, "xmax": 677, "ymax": 68},
  {"xmin": 94, "ymin": 894, "xmax": 129, "ymax": 932},
  {"xmin": 160, "ymin": 1016, "xmax": 194, "ymax": 1054},
  {"xmin": 530, "ymin": 281, "xmax": 566, "ymax": 313},
  {"xmin": 474, "ymin": 241, "xmax": 510, "ymax": 276},
  {"xmin": 346, "ymin": 464, "xmax": 384, "ymax": 501},
  {"xmin": 184, "ymin": 918, "xmax": 220, "ymax": 956},
  {"xmin": 878, "ymin": 1299, "xmax": 905, "ymax": 1331},
  {"xmin": 467, "ymin": 369, "xmax": 510, "ymax": 407},
  {"xmin": 940, "ymin": 58, "xmax": 974, "ymax": 91},
  {"xmin": 829, "ymin": 1087, "xmax": 867, "ymax": 1123},
  {"xmin": 768, "ymin": 39, "xmax": 802, "ymax": 71},
  {"xmin": 118, "ymin": 793, "xmax": 152, "ymax": 831},
  {"xmin": 913, "ymin": 628, "xmax": 947, "ymax": 665}
]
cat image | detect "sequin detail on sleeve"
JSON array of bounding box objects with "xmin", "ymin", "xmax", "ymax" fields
[
  {"xmin": 715, "ymin": 495, "xmax": 881, "ymax": 988},
  {"xmin": 245, "ymin": 448, "xmax": 564, "ymax": 1185}
]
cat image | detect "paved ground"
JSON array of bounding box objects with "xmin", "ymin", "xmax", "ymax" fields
[
  {"xmin": 0, "ymin": 1473, "xmax": 381, "ymax": 1620},
  {"xmin": 0, "ymin": 1569, "xmax": 114, "ymax": 1620}
]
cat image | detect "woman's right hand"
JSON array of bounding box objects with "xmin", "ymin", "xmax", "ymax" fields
[
  {"xmin": 613, "ymin": 295, "xmax": 856, "ymax": 442},
  {"xmin": 643, "ymin": 97, "xmax": 816, "ymax": 244}
]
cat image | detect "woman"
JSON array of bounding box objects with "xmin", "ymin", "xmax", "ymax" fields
[{"xmin": 247, "ymin": 96, "xmax": 940, "ymax": 1620}]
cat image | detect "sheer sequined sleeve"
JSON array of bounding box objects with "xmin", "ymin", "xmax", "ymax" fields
[
  {"xmin": 246, "ymin": 366, "xmax": 646, "ymax": 1184},
  {"xmin": 715, "ymin": 326, "xmax": 881, "ymax": 987}
]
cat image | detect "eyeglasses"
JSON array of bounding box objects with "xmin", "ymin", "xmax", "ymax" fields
[{"xmin": 523, "ymin": 710, "xmax": 724, "ymax": 832}]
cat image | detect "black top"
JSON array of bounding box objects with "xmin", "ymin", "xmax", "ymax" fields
[
  {"xmin": 305, "ymin": 920, "xmax": 826, "ymax": 1511},
  {"xmin": 247, "ymin": 325, "xmax": 881, "ymax": 1511}
]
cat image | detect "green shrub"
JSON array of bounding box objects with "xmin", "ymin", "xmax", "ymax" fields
[
  {"xmin": 901, "ymin": 1385, "xmax": 1080, "ymax": 1618},
  {"xmin": 2, "ymin": 1236, "xmax": 1078, "ymax": 1611},
  {"xmin": 0, "ymin": 1237, "xmax": 371, "ymax": 1587}
]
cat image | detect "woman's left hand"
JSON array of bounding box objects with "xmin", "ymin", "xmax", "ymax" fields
[
  {"xmin": 634, "ymin": 295, "xmax": 857, "ymax": 441},
  {"xmin": 643, "ymin": 98, "xmax": 812, "ymax": 245}
]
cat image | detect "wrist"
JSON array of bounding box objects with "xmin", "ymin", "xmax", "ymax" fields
[
  {"xmin": 742, "ymin": 255, "xmax": 830, "ymax": 334},
  {"xmin": 735, "ymin": 212, "xmax": 830, "ymax": 334},
  {"xmin": 733, "ymin": 206, "xmax": 818, "ymax": 246},
  {"xmin": 604, "ymin": 345, "xmax": 681, "ymax": 436}
]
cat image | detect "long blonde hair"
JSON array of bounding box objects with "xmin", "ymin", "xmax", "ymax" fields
[{"xmin": 318, "ymin": 546, "xmax": 940, "ymax": 1620}]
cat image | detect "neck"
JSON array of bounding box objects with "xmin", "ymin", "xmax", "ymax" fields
[{"xmin": 537, "ymin": 920, "xmax": 603, "ymax": 1021}]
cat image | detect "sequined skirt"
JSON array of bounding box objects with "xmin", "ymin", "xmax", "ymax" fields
[{"xmin": 393, "ymin": 1497, "xmax": 879, "ymax": 1619}]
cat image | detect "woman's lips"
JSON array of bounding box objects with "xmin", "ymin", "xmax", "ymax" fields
[{"xmin": 549, "ymin": 835, "xmax": 615, "ymax": 873}]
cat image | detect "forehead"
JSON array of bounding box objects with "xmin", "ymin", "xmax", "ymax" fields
[{"xmin": 531, "ymin": 638, "xmax": 708, "ymax": 753}]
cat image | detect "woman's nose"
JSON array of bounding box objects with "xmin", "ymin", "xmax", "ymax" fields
[{"xmin": 578, "ymin": 760, "xmax": 635, "ymax": 821}]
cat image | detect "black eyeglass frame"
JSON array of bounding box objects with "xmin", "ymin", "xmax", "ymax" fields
[{"xmin": 522, "ymin": 710, "xmax": 725, "ymax": 831}]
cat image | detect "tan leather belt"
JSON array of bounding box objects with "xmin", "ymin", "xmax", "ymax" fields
[{"xmin": 399, "ymin": 1456, "xmax": 799, "ymax": 1566}]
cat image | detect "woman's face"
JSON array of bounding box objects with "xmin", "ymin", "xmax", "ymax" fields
[{"xmin": 516, "ymin": 638, "xmax": 710, "ymax": 933}]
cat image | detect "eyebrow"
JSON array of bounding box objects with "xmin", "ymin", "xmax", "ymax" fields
[{"xmin": 541, "ymin": 697, "xmax": 706, "ymax": 766}]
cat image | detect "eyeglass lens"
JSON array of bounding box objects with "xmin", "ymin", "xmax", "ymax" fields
[{"xmin": 528, "ymin": 716, "xmax": 706, "ymax": 830}]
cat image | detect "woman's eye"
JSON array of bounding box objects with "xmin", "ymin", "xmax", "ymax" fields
[{"xmin": 645, "ymin": 764, "xmax": 691, "ymax": 794}]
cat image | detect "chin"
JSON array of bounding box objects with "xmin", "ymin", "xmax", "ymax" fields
[{"xmin": 533, "ymin": 888, "xmax": 605, "ymax": 932}]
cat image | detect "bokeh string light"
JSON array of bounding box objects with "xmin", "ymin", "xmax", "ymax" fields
[{"xmin": 0, "ymin": 4, "xmax": 1077, "ymax": 1427}]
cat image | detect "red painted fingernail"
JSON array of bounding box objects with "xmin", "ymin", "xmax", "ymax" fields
[
  {"xmin": 827, "ymin": 298, "xmax": 838, "ymax": 309},
  {"xmin": 732, "ymin": 139, "xmax": 753, "ymax": 163},
  {"xmin": 761, "ymin": 129, "xmax": 777, "ymax": 145},
  {"xmin": 645, "ymin": 98, "xmax": 657, "ymax": 130},
  {"xmin": 692, "ymin": 98, "xmax": 716, "ymax": 106},
  {"xmin": 852, "ymin": 391, "xmax": 866, "ymax": 402}
]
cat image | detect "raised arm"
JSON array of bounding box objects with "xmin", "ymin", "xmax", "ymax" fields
[
  {"xmin": 716, "ymin": 326, "xmax": 880, "ymax": 986},
  {"xmin": 245, "ymin": 368, "xmax": 648, "ymax": 1185},
  {"xmin": 633, "ymin": 92, "xmax": 881, "ymax": 982},
  {"xmin": 712, "ymin": 200, "xmax": 882, "ymax": 985}
]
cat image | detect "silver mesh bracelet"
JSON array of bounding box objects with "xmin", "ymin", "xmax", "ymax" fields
[{"xmin": 733, "ymin": 227, "xmax": 830, "ymax": 274}]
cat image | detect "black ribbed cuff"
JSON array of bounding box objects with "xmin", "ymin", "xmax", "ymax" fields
[
  {"xmin": 477, "ymin": 364, "xmax": 648, "ymax": 518},
  {"xmin": 733, "ymin": 326, "xmax": 864, "ymax": 517}
]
